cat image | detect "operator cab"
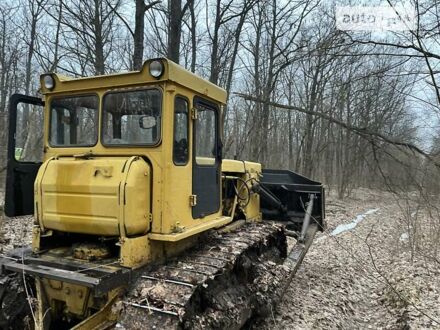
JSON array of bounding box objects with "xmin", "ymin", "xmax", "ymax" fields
[{"xmin": 4, "ymin": 58, "xmax": 228, "ymax": 267}]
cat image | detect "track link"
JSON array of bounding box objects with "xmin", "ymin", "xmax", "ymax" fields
[{"xmin": 118, "ymin": 222, "xmax": 288, "ymax": 329}]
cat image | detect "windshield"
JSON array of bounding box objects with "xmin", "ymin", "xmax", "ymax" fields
[
  {"xmin": 49, "ymin": 95, "xmax": 99, "ymax": 147},
  {"xmin": 102, "ymin": 89, "xmax": 162, "ymax": 145}
]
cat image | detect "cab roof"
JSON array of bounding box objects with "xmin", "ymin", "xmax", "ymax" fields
[{"xmin": 39, "ymin": 58, "xmax": 227, "ymax": 105}]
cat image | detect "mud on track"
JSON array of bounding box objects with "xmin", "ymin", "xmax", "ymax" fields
[{"xmin": 119, "ymin": 222, "xmax": 289, "ymax": 330}]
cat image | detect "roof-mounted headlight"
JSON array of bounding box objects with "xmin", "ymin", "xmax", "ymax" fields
[
  {"xmin": 42, "ymin": 74, "xmax": 55, "ymax": 90},
  {"xmin": 149, "ymin": 60, "xmax": 164, "ymax": 78}
]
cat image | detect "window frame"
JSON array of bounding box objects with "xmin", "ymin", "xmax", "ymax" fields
[
  {"xmin": 101, "ymin": 87, "xmax": 163, "ymax": 148},
  {"xmin": 173, "ymin": 95, "xmax": 190, "ymax": 166},
  {"xmin": 14, "ymin": 101, "xmax": 44, "ymax": 162},
  {"xmin": 192, "ymin": 96, "xmax": 220, "ymax": 167},
  {"xmin": 48, "ymin": 93, "xmax": 100, "ymax": 148}
]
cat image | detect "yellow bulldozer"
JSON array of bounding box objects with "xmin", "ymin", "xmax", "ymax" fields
[{"xmin": 0, "ymin": 58, "xmax": 324, "ymax": 329}]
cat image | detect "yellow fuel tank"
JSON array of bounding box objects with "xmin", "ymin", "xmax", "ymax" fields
[{"xmin": 35, "ymin": 156, "xmax": 151, "ymax": 236}]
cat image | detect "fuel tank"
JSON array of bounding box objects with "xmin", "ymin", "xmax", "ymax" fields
[{"xmin": 35, "ymin": 156, "xmax": 151, "ymax": 236}]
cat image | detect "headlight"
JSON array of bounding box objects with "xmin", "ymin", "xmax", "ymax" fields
[
  {"xmin": 149, "ymin": 60, "xmax": 164, "ymax": 78},
  {"xmin": 42, "ymin": 74, "xmax": 55, "ymax": 90}
]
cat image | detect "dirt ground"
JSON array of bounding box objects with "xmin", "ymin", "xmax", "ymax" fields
[
  {"xmin": 257, "ymin": 188, "xmax": 440, "ymax": 330},
  {"xmin": 1, "ymin": 189, "xmax": 439, "ymax": 329},
  {"xmin": 0, "ymin": 191, "xmax": 33, "ymax": 251}
]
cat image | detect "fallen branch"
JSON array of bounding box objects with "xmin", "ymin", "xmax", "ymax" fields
[{"xmin": 234, "ymin": 93, "xmax": 439, "ymax": 169}]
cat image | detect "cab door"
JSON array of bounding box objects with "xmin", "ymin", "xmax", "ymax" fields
[
  {"xmin": 4, "ymin": 94, "xmax": 44, "ymax": 217},
  {"xmin": 192, "ymin": 97, "xmax": 221, "ymax": 218}
]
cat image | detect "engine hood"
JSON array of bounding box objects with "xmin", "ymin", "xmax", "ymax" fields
[{"xmin": 35, "ymin": 156, "xmax": 151, "ymax": 236}]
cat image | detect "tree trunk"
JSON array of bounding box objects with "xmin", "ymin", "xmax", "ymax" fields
[
  {"xmin": 167, "ymin": 0, "xmax": 182, "ymax": 63},
  {"xmin": 93, "ymin": 0, "xmax": 105, "ymax": 74},
  {"xmin": 189, "ymin": 0, "xmax": 196, "ymax": 72},
  {"xmin": 209, "ymin": 0, "xmax": 221, "ymax": 84},
  {"xmin": 302, "ymin": 62, "xmax": 321, "ymax": 178},
  {"xmin": 133, "ymin": 0, "xmax": 146, "ymax": 70}
]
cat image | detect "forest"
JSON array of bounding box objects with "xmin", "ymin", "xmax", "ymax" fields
[
  {"xmin": 1, "ymin": 0, "xmax": 438, "ymax": 197},
  {"xmin": 0, "ymin": 0, "xmax": 440, "ymax": 328}
]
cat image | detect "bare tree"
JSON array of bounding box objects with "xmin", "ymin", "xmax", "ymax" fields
[
  {"xmin": 133, "ymin": 0, "xmax": 160, "ymax": 69},
  {"xmin": 0, "ymin": 4, "xmax": 23, "ymax": 179},
  {"xmin": 242, "ymin": 0, "xmax": 316, "ymax": 164},
  {"xmin": 56, "ymin": 0, "xmax": 123, "ymax": 75}
]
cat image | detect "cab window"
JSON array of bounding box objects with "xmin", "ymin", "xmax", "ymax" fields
[
  {"xmin": 195, "ymin": 104, "xmax": 216, "ymax": 165},
  {"xmin": 15, "ymin": 102, "xmax": 44, "ymax": 161},
  {"xmin": 173, "ymin": 97, "xmax": 189, "ymax": 165},
  {"xmin": 102, "ymin": 89, "xmax": 161, "ymax": 145},
  {"xmin": 49, "ymin": 95, "xmax": 98, "ymax": 147}
]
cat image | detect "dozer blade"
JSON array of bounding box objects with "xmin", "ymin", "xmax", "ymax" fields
[{"xmin": 118, "ymin": 221, "xmax": 318, "ymax": 330}]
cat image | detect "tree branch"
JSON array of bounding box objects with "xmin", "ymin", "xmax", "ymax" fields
[{"xmin": 234, "ymin": 93, "xmax": 440, "ymax": 168}]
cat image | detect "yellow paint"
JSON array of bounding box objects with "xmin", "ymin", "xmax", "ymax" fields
[
  {"xmin": 37, "ymin": 62, "xmax": 228, "ymax": 243},
  {"xmin": 222, "ymin": 160, "xmax": 262, "ymax": 221},
  {"xmin": 31, "ymin": 58, "xmax": 267, "ymax": 328},
  {"xmin": 119, "ymin": 234, "xmax": 151, "ymax": 268},
  {"xmin": 241, "ymin": 161, "xmax": 262, "ymax": 220},
  {"xmin": 36, "ymin": 156, "xmax": 150, "ymax": 236},
  {"xmin": 41, "ymin": 278, "xmax": 91, "ymax": 316},
  {"xmin": 33, "ymin": 57, "xmax": 265, "ymax": 261},
  {"xmin": 70, "ymin": 292, "xmax": 119, "ymax": 330},
  {"xmin": 148, "ymin": 215, "xmax": 232, "ymax": 242},
  {"xmin": 222, "ymin": 159, "xmax": 246, "ymax": 173},
  {"xmin": 119, "ymin": 156, "xmax": 151, "ymax": 237},
  {"xmin": 40, "ymin": 59, "xmax": 227, "ymax": 104},
  {"xmin": 37, "ymin": 279, "xmax": 123, "ymax": 329}
]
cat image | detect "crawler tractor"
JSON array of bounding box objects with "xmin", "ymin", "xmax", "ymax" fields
[{"xmin": 0, "ymin": 58, "xmax": 324, "ymax": 329}]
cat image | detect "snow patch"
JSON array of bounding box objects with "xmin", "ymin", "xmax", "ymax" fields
[
  {"xmin": 331, "ymin": 208, "xmax": 380, "ymax": 236},
  {"xmin": 399, "ymin": 232, "xmax": 409, "ymax": 242}
]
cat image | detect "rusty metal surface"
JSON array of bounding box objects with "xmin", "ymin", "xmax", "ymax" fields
[
  {"xmin": 72, "ymin": 242, "xmax": 112, "ymax": 261},
  {"xmin": 2, "ymin": 256, "xmax": 130, "ymax": 295}
]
